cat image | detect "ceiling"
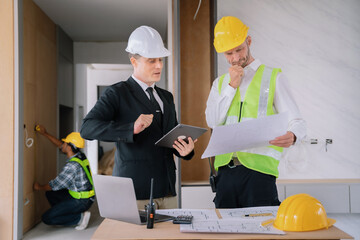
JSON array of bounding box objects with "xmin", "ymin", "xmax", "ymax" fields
[{"xmin": 33, "ymin": 0, "xmax": 168, "ymax": 42}]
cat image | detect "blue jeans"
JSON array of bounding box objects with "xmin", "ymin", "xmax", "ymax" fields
[{"xmin": 42, "ymin": 189, "xmax": 94, "ymax": 226}]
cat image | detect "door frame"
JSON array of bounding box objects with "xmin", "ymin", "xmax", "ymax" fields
[
  {"xmin": 85, "ymin": 64, "xmax": 133, "ymax": 174},
  {"xmin": 14, "ymin": 0, "xmax": 23, "ymax": 239}
]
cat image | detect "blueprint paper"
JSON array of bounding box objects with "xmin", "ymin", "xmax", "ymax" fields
[
  {"xmin": 158, "ymin": 207, "xmax": 284, "ymax": 234},
  {"xmin": 156, "ymin": 209, "xmax": 219, "ymax": 220},
  {"xmin": 202, "ymin": 112, "xmax": 288, "ymax": 158},
  {"xmin": 179, "ymin": 219, "xmax": 284, "ymax": 234},
  {"xmin": 219, "ymin": 206, "xmax": 279, "ymax": 220}
]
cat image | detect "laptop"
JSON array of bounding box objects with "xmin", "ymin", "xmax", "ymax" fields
[
  {"xmin": 155, "ymin": 124, "xmax": 208, "ymax": 148},
  {"xmin": 93, "ymin": 174, "xmax": 174, "ymax": 225}
]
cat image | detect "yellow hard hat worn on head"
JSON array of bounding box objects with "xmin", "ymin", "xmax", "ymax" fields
[
  {"xmin": 62, "ymin": 132, "xmax": 85, "ymax": 149},
  {"xmin": 214, "ymin": 16, "xmax": 249, "ymax": 53},
  {"xmin": 274, "ymin": 193, "xmax": 336, "ymax": 232}
]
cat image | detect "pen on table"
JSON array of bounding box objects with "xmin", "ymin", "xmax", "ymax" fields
[
  {"xmin": 261, "ymin": 218, "xmax": 275, "ymax": 227},
  {"xmin": 244, "ymin": 213, "xmax": 273, "ymax": 217}
]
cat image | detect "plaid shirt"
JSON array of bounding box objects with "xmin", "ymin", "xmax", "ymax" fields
[{"xmin": 49, "ymin": 153, "xmax": 92, "ymax": 192}]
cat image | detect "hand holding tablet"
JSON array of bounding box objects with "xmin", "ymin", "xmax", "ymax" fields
[{"xmin": 155, "ymin": 124, "xmax": 207, "ymax": 148}]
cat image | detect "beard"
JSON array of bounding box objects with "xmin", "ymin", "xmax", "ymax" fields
[
  {"xmin": 232, "ymin": 52, "xmax": 251, "ymax": 68},
  {"xmin": 232, "ymin": 57, "xmax": 249, "ymax": 68},
  {"xmin": 231, "ymin": 42, "xmax": 251, "ymax": 68}
]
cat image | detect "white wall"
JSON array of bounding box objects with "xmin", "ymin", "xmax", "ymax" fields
[
  {"xmin": 74, "ymin": 42, "xmax": 133, "ymax": 117},
  {"xmin": 182, "ymin": 181, "xmax": 360, "ymax": 213},
  {"xmin": 74, "ymin": 64, "xmax": 87, "ymax": 131},
  {"xmin": 217, "ymin": 0, "xmax": 360, "ymax": 179}
]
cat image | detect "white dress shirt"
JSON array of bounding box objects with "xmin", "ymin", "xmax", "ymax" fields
[
  {"xmin": 132, "ymin": 75, "xmax": 164, "ymax": 113},
  {"xmin": 205, "ymin": 59, "xmax": 306, "ymax": 143}
]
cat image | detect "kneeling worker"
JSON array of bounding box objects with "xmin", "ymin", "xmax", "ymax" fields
[{"xmin": 33, "ymin": 125, "xmax": 94, "ymax": 230}]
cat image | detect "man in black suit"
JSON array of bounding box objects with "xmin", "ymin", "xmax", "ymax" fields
[{"xmin": 80, "ymin": 26, "xmax": 196, "ymax": 209}]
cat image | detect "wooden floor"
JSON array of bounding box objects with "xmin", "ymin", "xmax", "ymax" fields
[{"xmin": 23, "ymin": 204, "xmax": 360, "ymax": 240}]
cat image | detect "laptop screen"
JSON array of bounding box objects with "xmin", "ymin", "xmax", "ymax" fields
[{"xmin": 93, "ymin": 175, "xmax": 173, "ymax": 225}]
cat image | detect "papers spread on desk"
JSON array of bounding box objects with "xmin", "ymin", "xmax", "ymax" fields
[
  {"xmin": 156, "ymin": 209, "xmax": 219, "ymax": 221},
  {"xmin": 201, "ymin": 112, "xmax": 288, "ymax": 158},
  {"xmin": 157, "ymin": 207, "xmax": 284, "ymax": 235},
  {"xmin": 219, "ymin": 206, "xmax": 279, "ymax": 220},
  {"xmin": 179, "ymin": 218, "xmax": 284, "ymax": 234}
]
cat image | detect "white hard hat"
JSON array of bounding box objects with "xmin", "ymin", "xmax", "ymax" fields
[{"xmin": 125, "ymin": 26, "xmax": 171, "ymax": 58}]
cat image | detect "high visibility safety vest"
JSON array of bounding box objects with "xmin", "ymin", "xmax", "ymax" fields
[
  {"xmin": 68, "ymin": 157, "xmax": 95, "ymax": 199},
  {"xmin": 214, "ymin": 64, "xmax": 283, "ymax": 177}
]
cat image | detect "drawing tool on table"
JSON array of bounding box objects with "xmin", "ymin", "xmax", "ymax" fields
[{"xmin": 244, "ymin": 213, "xmax": 273, "ymax": 217}]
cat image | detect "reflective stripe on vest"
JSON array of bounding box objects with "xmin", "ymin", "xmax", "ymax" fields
[
  {"xmin": 68, "ymin": 157, "xmax": 95, "ymax": 199},
  {"xmin": 214, "ymin": 64, "xmax": 283, "ymax": 177}
]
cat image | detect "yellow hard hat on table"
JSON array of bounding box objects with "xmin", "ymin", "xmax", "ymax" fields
[
  {"xmin": 274, "ymin": 193, "xmax": 336, "ymax": 232},
  {"xmin": 213, "ymin": 16, "xmax": 249, "ymax": 53},
  {"xmin": 62, "ymin": 132, "xmax": 85, "ymax": 149}
]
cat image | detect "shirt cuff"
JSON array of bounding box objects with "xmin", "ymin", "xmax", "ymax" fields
[
  {"xmin": 48, "ymin": 180, "xmax": 58, "ymax": 191},
  {"xmin": 222, "ymin": 84, "xmax": 237, "ymax": 97},
  {"xmin": 289, "ymin": 127, "xmax": 306, "ymax": 145}
]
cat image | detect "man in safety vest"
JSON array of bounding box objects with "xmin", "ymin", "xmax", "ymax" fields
[
  {"xmin": 205, "ymin": 16, "xmax": 306, "ymax": 208},
  {"xmin": 33, "ymin": 125, "xmax": 94, "ymax": 230}
]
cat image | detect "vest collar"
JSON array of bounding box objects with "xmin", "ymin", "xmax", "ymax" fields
[{"xmin": 67, "ymin": 152, "xmax": 80, "ymax": 162}]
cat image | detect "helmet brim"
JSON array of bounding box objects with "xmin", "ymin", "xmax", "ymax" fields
[
  {"xmin": 126, "ymin": 48, "xmax": 171, "ymax": 58},
  {"xmin": 327, "ymin": 218, "xmax": 336, "ymax": 228},
  {"xmin": 273, "ymin": 217, "xmax": 337, "ymax": 232}
]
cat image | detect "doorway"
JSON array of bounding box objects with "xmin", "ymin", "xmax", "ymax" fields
[{"xmin": 85, "ymin": 64, "xmax": 133, "ymax": 174}]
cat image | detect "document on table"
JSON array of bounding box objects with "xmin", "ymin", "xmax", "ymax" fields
[
  {"xmin": 218, "ymin": 206, "xmax": 279, "ymax": 220},
  {"xmin": 157, "ymin": 207, "xmax": 284, "ymax": 235},
  {"xmin": 179, "ymin": 219, "xmax": 284, "ymax": 234},
  {"xmin": 201, "ymin": 112, "xmax": 288, "ymax": 158},
  {"xmin": 156, "ymin": 209, "xmax": 219, "ymax": 220}
]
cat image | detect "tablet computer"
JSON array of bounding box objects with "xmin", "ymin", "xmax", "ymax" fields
[{"xmin": 155, "ymin": 124, "xmax": 207, "ymax": 148}]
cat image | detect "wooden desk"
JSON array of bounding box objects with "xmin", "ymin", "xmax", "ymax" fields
[{"xmin": 92, "ymin": 218, "xmax": 353, "ymax": 240}]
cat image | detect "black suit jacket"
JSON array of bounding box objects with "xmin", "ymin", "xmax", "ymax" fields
[{"xmin": 80, "ymin": 77, "xmax": 193, "ymax": 200}]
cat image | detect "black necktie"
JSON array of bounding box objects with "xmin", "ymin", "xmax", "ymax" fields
[{"xmin": 146, "ymin": 87, "xmax": 162, "ymax": 125}]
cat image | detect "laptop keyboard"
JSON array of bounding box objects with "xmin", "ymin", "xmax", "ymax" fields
[{"xmin": 139, "ymin": 211, "xmax": 147, "ymax": 223}]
